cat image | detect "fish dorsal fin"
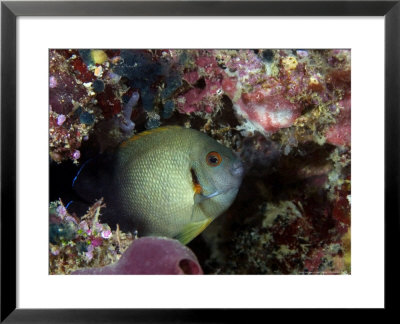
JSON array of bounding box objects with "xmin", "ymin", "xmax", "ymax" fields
[
  {"xmin": 120, "ymin": 126, "xmax": 181, "ymax": 148},
  {"xmin": 174, "ymin": 218, "xmax": 212, "ymax": 245}
]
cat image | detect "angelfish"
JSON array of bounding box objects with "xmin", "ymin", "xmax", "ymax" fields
[{"xmin": 73, "ymin": 126, "xmax": 244, "ymax": 244}]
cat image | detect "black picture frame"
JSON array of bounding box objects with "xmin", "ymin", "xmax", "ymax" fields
[{"xmin": 1, "ymin": 0, "xmax": 398, "ymax": 322}]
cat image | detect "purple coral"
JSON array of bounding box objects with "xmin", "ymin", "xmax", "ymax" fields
[
  {"xmin": 56, "ymin": 205, "xmax": 67, "ymax": 218},
  {"xmin": 72, "ymin": 237, "xmax": 203, "ymax": 275},
  {"xmin": 101, "ymin": 229, "xmax": 112, "ymax": 239},
  {"xmin": 57, "ymin": 114, "xmax": 66, "ymax": 126},
  {"xmin": 49, "ymin": 76, "xmax": 58, "ymax": 88},
  {"xmin": 72, "ymin": 150, "xmax": 81, "ymax": 160},
  {"xmin": 120, "ymin": 91, "xmax": 139, "ymax": 133}
]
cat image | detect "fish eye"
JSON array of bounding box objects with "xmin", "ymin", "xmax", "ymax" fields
[{"xmin": 206, "ymin": 151, "xmax": 222, "ymax": 167}]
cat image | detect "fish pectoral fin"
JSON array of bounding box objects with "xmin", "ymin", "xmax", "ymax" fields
[
  {"xmin": 174, "ymin": 218, "xmax": 213, "ymax": 245},
  {"xmin": 194, "ymin": 190, "xmax": 221, "ymax": 204}
]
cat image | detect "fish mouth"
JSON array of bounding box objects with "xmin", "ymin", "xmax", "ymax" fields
[{"xmin": 230, "ymin": 160, "xmax": 244, "ymax": 178}]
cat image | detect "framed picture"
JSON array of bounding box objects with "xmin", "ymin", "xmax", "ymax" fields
[{"xmin": 1, "ymin": 0, "xmax": 398, "ymax": 321}]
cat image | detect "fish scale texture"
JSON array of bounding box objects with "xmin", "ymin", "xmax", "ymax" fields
[{"xmin": 118, "ymin": 144, "xmax": 194, "ymax": 237}]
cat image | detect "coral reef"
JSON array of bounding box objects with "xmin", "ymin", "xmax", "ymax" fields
[
  {"xmin": 50, "ymin": 199, "xmax": 202, "ymax": 275},
  {"xmin": 49, "ymin": 199, "xmax": 133, "ymax": 274},
  {"xmin": 49, "ymin": 49, "xmax": 351, "ymax": 275}
]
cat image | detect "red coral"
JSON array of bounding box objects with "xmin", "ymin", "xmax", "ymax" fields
[
  {"xmin": 96, "ymin": 85, "xmax": 122, "ymax": 119},
  {"xmin": 70, "ymin": 56, "xmax": 94, "ymax": 83},
  {"xmin": 49, "ymin": 50, "xmax": 89, "ymax": 115}
]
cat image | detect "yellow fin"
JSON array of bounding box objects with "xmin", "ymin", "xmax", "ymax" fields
[
  {"xmin": 175, "ymin": 218, "xmax": 212, "ymax": 245},
  {"xmin": 120, "ymin": 126, "xmax": 181, "ymax": 147}
]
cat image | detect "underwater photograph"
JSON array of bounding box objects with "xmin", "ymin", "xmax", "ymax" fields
[{"xmin": 49, "ymin": 49, "xmax": 351, "ymax": 275}]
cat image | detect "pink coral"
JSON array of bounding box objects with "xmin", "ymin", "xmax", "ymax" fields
[
  {"xmin": 236, "ymin": 88, "xmax": 303, "ymax": 133},
  {"xmin": 72, "ymin": 237, "xmax": 203, "ymax": 275},
  {"xmin": 177, "ymin": 50, "xmax": 309, "ymax": 134},
  {"xmin": 177, "ymin": 53, "xmax": 226, "ymax": 114},
  {"xmin": 177, "ymin": 79, "xmax": 222, "ymax": 114},
  {"xmin": 223, "ymin": 50, "xmax": 266, "ymax": 86},
  {"xmin": 101, "ymin": 230, "xmax": 112, "ymax": 239},
  {"xmin": 49, "ymin": 111, "xmax": 84, "ymax": 163},
  {"xmin": 228, "ymin": 55, "xmax": 324, "ymax": 135}
]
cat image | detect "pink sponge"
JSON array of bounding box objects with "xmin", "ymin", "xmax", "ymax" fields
[{"xmin": 72, "ymin": 237, "xmax": 203, "ymax": 275}]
